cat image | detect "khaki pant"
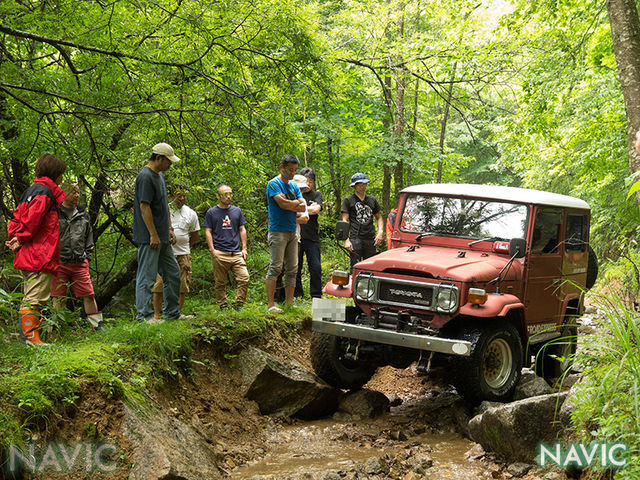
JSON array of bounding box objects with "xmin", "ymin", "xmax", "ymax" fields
[
  {"xmin": 152, "ymin": 254, "xmax": 192, "ymax": 294},
  {"xmin": 212, "ymin": 251, "xmax": 250, "ymax": 307},
  {"xmin": 22, "ymin": 270, "xmax": 53, "ymax": 309}
]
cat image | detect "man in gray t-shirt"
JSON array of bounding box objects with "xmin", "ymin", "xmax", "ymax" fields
[{"xmin": 133, "ymin": 143, "xmax": 189, "ymax": 323}]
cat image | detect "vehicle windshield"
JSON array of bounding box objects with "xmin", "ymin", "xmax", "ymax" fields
[{"xmin": 400, "ymin": 194, "xmax": 528, "ymax": 240}]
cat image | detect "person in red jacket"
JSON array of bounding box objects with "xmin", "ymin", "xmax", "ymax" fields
[{"xmin": 6, "ymin": 153, "xmax": 66, "ymax": 345}]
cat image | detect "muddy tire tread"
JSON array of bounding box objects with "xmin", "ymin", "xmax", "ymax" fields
[
  {"xmin": 310, "ymin": 332, "xmax": 375, "ymax": 390},
  {"xmin": 451, "ymin": 322, "xmax": 522, "ymax": 404}
]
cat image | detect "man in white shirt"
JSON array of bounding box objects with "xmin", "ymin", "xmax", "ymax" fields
[{"xmin": 152, "ymin": 186, "xmax": 200, "ymax": 317}]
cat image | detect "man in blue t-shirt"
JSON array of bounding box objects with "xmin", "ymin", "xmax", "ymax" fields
[
  {"xmin": 203, "ymin": 185, "xmax": 250, "ymax": 309},
  {"xmin": 133, "ymin": 143, "xmax": 186, "ymax": 323},
  {"xmin": 265, "ymin": 154, "xmax": 307, "ymax": 313}
]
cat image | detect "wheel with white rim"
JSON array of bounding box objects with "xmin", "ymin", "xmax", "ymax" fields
[{"xmin": 451, "ymin": 321, "xmax": 523, "ymax": 404}]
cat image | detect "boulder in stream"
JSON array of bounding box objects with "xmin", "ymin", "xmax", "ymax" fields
[
  {"xmin": 338, "ymin": 388, "xmax": 390, "ymax": 418},
  {"xmin": 468, "ymin": 392, "xmax": 568, "ymax": 462},
  {"xmin": 238, "ymin": 347, "xmax": 340, "ymax": 419}
]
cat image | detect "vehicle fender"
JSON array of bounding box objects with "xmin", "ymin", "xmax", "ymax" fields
[
  {"xmin": 458, "ymin": 293, "xmax": 524, "ymax": 318},
  {"xmin": 323, "ymin": 279, "xmax": 353, "ymax": 298}
]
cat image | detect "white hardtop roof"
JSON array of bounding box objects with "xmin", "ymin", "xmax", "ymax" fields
[{"xmin": 401, "ymin": 183, "xmax": 590, "ymax": 210}]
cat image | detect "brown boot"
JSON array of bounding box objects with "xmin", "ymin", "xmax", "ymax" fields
[{"xmin": 19, "ymin": 308, "xmax": 49, "ymax": 346}]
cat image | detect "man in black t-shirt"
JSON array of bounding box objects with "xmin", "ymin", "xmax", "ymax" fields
[
  {"xmin": 341, "ymin": 172, "xmax": 384, "ymax": 269},
  {"xmin": 295, "ymin": 168, "xmax": 323, "ymax": 298}
]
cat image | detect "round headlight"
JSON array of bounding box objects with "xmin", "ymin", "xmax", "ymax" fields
[
  {"xmin": 437, "ymin": 288, "xmax": 457, "ymax": 312},
  {"xmin": 356, "ymin": 277, "xmax": 375, "ymax": 300}
]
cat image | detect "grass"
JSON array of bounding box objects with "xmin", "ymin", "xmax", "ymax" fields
[
  {"xmin": 571, "ymin": 291, "xmax": 640, "ymax": 478},
  {"xmin": 0, "ymin": 302, "xmax": 309, "ymax": 451},
  {"xmin": 0, "ymin": 237, "xmax": 342, "ymax": 451}
]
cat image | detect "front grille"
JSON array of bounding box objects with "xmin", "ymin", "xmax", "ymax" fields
[{"xmin": 378, "ymin": 281, "xmax": 434, "ymax": 307}]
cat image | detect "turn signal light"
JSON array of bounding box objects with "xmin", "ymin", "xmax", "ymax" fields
[
  {"xmin": 332, "ymin": 270, "xmax": 349, "ymax": 286},
  {"xmin": 468, "ymin": 288, "xmax": 488, "ymax": 305}
]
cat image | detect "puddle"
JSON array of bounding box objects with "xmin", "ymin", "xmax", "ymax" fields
[{"xmin": 229, "ymin": 419, "xmax": 493, "ymax": 479}]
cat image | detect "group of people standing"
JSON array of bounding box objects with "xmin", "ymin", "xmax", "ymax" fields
[{"xmin": 5, "ymin": 144, "xmax": 385, "ymax": 344}]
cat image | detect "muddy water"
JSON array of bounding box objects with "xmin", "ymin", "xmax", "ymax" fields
[{"xmin": 229, "ymin": 401, "xmax": 495, "ymax": 479}]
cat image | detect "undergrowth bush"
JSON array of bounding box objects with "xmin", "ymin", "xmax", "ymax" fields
[{"xmin": 572, "ymin": 292, "xmax": 640, "ymax": 478}]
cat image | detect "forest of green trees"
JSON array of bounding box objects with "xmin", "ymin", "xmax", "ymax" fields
[{"xmin": 2, "ymin": 0, "xmax": 640, "ymax": 300}]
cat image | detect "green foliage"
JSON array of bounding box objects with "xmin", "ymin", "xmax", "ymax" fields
[{"xmin": 572, "ymin": 292, "xmax": 640, "ymax": 478}]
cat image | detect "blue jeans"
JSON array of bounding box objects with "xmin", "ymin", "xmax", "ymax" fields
[
  {"xmin": 295, "ymin": 239, "xmax": 322, "ymax": 298},
  {"xmin": 136, "ymin": 243, "xmax": 181, "ymax": 321},
  {"xmin": 349, "ymin": 237, "xmax": 377, "ymax": 269}
]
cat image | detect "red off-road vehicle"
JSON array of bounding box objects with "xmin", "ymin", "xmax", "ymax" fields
[{"xmin": 311, "ymin": 184, "xmax": 597, "ymax": 403}]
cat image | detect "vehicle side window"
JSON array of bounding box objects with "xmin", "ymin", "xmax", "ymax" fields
[
  {"xmin": 531, "ymin": 209, "xmax": 562, "ymax": 254},
  {"xmin": 565, "ymin": 214, "xmax": 588, "ymax": 252}
]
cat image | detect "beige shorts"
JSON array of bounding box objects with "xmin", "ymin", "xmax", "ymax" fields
[{"xmin": 152, "ymin": 254, "xmax": 192, "ymax": 294}]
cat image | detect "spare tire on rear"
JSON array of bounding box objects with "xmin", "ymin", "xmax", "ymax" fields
[{"xmin": 586, "ymin": 245, "xmax": 598, "ymax": 290}]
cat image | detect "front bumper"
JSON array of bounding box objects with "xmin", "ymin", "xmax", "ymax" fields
[{"xmin": 312, "ymin": 298, "xmax": 471, "ymax": 357}]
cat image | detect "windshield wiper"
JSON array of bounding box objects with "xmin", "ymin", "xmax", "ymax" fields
[
  {"xmin": 415, "ymin": 232, "xmax": 436, "ymax": 241},
  {"xmin": 468, "ymin": 236, "xmax": 505, "ymax": 247}
]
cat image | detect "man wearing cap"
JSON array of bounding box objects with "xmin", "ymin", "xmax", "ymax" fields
[
  {"xmin": 133, "ymin": 143, "xmax": 187, "ymax": 323},
  {"xmin": 341, "ymin": 172, "xmax": 383, "ymax": 268},
  {"xmin": 265, "ymin": 154, "xmax": 307, "ymax": 313}
]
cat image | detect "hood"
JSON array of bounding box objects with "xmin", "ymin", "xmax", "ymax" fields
[
  {"xmin": 354, "ymin": 245, "xmax": 522, "ymax": 283},
  {"xmin": 35, "ymin": 176, "xmax": 66, "ymax": 207}
]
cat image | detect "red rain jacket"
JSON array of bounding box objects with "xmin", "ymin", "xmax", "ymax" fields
[{"xmin": 8, "ymin": 177, "xmax": 66, "ymax": 273}]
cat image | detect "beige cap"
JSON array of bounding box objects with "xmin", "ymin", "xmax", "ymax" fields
[
  {"xmin": 293, "ymin": 174, "xmax": 309, "ymax": 190},
  {"xmin": 152, "ymin": 143, "xmax": 181, "ymax": 163}
]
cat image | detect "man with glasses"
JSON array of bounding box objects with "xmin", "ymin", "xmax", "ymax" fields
[{"xmin": 203, "ymin": 185, "xmax": 250, "ymax": 309}]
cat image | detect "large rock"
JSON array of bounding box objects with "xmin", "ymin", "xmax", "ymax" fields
[
  {"xmin": 122, "ymin": 404, "xmax": 222, "ymax": 480},
  {"xmin": 513, "ymin": 372, "xmax": 553, "ymax": 400},
  {"xmin": 238, "ymin": 347, "xmax": 340, "ymax": 418},
  {"xmin": 338, "ymin": 389, "xmax": 390, "ymax": 418},
  {"xmin": 468, "ymin": 392, "xmax": 568, "ymax": 462}
]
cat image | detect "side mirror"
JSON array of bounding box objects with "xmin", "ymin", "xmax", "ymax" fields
[
  {"xmin": 509, "ymin": 238, "xmax": 527, "ymax": 258},
  {"xmin": 336, "ymin": 221, "xmax": 350, "ymax": 241}
]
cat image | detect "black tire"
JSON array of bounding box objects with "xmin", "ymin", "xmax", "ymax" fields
[
  {"xmin": 310, "ymin": 332, "xmax": 376, "ymax": 390},
  {"xmin": 534, "ymin": 324, "xmax": 577, "ymax": 380},
  {"xmin": 586, "ymin": 245, "xmax": 598, "ymax": 290},
  {"xmin": 451, "ymin": 322, "xmax": 523, "ymax": 404}
]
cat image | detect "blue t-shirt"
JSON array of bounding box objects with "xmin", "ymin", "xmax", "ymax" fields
[
  {"xmin": 266, "ymin": 176, "xmax": 301, "ymax": 232},
  {"xmin": 133, "ymin": 166, "xmax": 170, "ymax": 244},
  {"xmin": 203, "ymin": 205, "xmax": 246, "ymax": 252}
]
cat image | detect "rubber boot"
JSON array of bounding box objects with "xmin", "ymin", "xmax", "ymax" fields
[
  {"xmin": 19, "ymin": 308, "xmax": 49, "ymax": 346},
  {"xmin": 87, "ymin": 312, "xmax": 104, "ymax": 331}
]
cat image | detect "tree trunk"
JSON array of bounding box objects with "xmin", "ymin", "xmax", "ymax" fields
[
  {"xmin": 382, "ymin": 73, "xmax": 393, "ymax": 215},
  {"xmin": 394, "ymin": 70, "xmax": 406, "ymax": 201},
  {"xmin": 327, "ymin": 136, "xmax": 342, "ymax": 218},
  {"xmin": 0, "ymin": 94, "xmax": 28, "ymax": 209},
  {"xmin": 438, "ymin": 62, "xmax": 457, "ymax": 183},
  {"xmin": 407, "ymin": 78, "xmax": 420, "ymax": 186},
  {"xmin": 88, "ymin": 122, "xmax": 131, "ymax": 233},
  {"xmin": 95, "ymin": 256, "xmax": 138, "ymax": 310},
  {"xmin": 608, "ymin": 0, "xmax": 640, "ymax": 210},
  {"xmin": 393, "ymin": 11, "xmax": 406, "ymax": 202}
]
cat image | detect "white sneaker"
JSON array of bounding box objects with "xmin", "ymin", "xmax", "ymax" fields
[
  {"xmin": 178, "ymin": 314, "xmax": 195, "ymax": 320},
  {"xmin": 147, "ymin": 317, "xmax": 165, "ymax": 325},
  {"xmin": 267, "ymin": 305, "xmax": 284, "ymax": 314}
]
